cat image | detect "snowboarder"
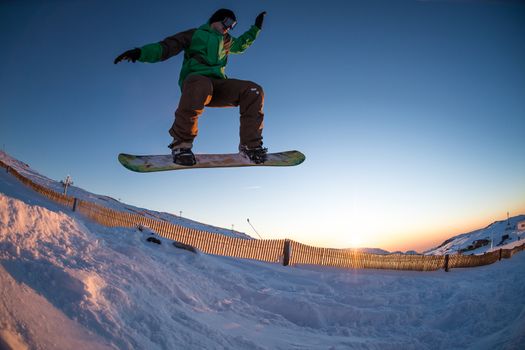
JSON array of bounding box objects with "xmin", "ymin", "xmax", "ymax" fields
[{"xmin": 114, "ymin": 9, "xmax": 268, "ymax": 166}]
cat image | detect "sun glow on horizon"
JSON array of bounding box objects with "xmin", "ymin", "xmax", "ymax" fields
[
  {"xmin": 347, "ymin": 234, "xmax": 366, "ymax": 248},
  {"xmin": 290, "ymin": 200, "xmax": 525, "ymax": 253}
]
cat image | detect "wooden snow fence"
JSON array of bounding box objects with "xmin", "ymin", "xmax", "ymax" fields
[
  {"xmin": 2, "ymin": 157, "xmax": 525, "ymax": 271},
  {"xmin": 74, "ymin": 199, "xmax": 286, "ymax": 263},
  {"xmin": 448, "ymin": 250, "xmax": 500, "ymax": 269},
  {"xmin": 289, "ymin": 241, "xmax": 446, "ymax": 271},
  {"xmin": 1, "ymin": 160, "xmax": 75, "ymax": 208},
  {"xmin": 448, "ymin": 243, "xmax": 525, "ymax": 269},
  {"xmin": 501, "ymin": 243, "xmax": 525, "ymax": 259}
]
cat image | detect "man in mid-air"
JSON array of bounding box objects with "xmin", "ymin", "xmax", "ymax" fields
[{"xmin": 114, "ymin": 9, "xmax": 268, "ymax": 166}]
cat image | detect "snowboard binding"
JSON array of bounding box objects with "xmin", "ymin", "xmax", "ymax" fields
[
  {"xmin": 171, "ymin": 147, "xmax": 197, "ymax": 166},
  {"xmin": 239, "ymin": 145, "xmax": 268, "ymax": 164}
]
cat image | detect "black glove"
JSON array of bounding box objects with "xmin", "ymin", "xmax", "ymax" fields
[
  {"xmin": 114, "ymin": 48, "xmax": 141, "ymax": 64},
  {"xmin": 255, "ymin": 11, "xmax": 266, "ymax": 29}
]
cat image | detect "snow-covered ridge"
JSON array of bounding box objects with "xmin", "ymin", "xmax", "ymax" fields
[{"xmin": 425, "ymin": 215, "xmax": 525, "ymax": 255}]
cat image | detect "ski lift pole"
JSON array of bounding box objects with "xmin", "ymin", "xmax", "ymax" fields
[
  {"xmin": 61, "ymin": 175, "xmax": 73, "ymax": 196},
  {"xmin": 247, "ymin": 218, "xmax": 264, "ymax": 240}
]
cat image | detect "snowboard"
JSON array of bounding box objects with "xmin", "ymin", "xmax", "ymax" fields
[{"xmin": 118, "ymin": 150, "xmax": 305, "ymax": 172}]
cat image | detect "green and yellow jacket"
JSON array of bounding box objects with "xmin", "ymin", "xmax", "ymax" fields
[{"xmin": 138, "ymin": 23, "xmax": 260, "ymax": 89}]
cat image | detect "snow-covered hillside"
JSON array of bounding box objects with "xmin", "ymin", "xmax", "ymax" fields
[
  {"xmin": 425, "ymin": 215, "xmax": 525, "ymax": 256},
  {"xmin": 0, "ymin": 151, "xmax": 251, "ymax": 240},
  {"xmin": 1, "ymin": 152, "xmax": 525, "ymax": 349}
]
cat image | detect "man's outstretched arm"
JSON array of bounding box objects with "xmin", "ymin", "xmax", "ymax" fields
[
  {"xmin": 230, "ymin": 12, "xmax": 266, "ymax": 54},
  {"xmin": 114, "ymin": 29, "xmax": 195, "ymax": 64}
]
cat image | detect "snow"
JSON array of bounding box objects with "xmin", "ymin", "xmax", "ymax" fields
[
  {"xmin": 1, "ymin": 153, "xmax": 525, "ymax": 349},
  {"xmin": 425, "ymin": 215, "xmax": 525, "ymax": 256}
]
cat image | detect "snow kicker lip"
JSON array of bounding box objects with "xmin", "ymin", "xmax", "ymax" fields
[{"xmin": 118, "ymin": 151, "xmax": 306, "ymax": 173}]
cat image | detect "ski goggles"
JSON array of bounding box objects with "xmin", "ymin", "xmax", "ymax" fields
[{"xmin": 222, "ymin": 17, "xmax": 237, "ymax": 31}]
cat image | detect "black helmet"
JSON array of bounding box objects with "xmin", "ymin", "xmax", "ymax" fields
[{"xmin": 209, "ymin": 8, "xmax": 236, "ymax": 24}]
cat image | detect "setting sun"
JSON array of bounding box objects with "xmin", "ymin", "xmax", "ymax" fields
[{"xmin": 347, "ymin": 233, "xmax": 365, "ymax": 248}]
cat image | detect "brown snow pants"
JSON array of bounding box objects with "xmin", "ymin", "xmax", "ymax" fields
[{"xmin": 169, "ymin": 75, "xmax": 264, "ymax": 149}]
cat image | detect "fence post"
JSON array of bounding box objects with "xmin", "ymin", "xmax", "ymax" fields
[
  {"xmin": 283, "ymin": 239, "xmax": 291, "ymax": 266},
  {"xmin": 72, "ymin": 198, "xmax": 78, "ymax": 212},
  {"xmin": 444, "ymin": 254, "xmax": 450, "ymax": 272}
]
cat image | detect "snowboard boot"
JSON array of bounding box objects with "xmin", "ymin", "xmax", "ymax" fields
[
  {"xmin": 169, "ymin": 141, "xmax": 196, "ymax": 166},
  {"xmin": 239, "ymin": 144, "xmax": 268, "ymax": 164}
]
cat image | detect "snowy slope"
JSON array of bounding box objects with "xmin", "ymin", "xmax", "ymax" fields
[
  {"xmin": 425, "ymin": 215, "xmax": 525, "ymax": 256},
  {"xmin": 1, "ymin": 154, "xmax": 525, "ymax": 349},
  {"xmin": 0, "ymin": 151, "xmax": 252, "ymax": 240}
]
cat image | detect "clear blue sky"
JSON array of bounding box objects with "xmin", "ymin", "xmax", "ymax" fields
[{"xmin": 1, "ymin": 0, "xmax": 524, "ymax": 252}]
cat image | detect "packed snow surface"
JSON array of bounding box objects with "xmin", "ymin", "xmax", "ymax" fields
[{"xmin": 1, "ymin": 153, "xmax": 525, "ymax": 349}]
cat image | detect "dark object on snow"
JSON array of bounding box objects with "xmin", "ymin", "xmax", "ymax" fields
[
  {"xmin": 498, "ymin": 234, "xmax": 510, "ymax": 246},
  {"xmin": 146, "ymin": 237, "xmax": 161, "ymax": 244},
  {"xmin": 460, "ymin": 239, "xmax": 490, "ymax": 253},
  {"xmin": 173, "ymin": 241, "xmax": 197, "ymax": 253}
]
